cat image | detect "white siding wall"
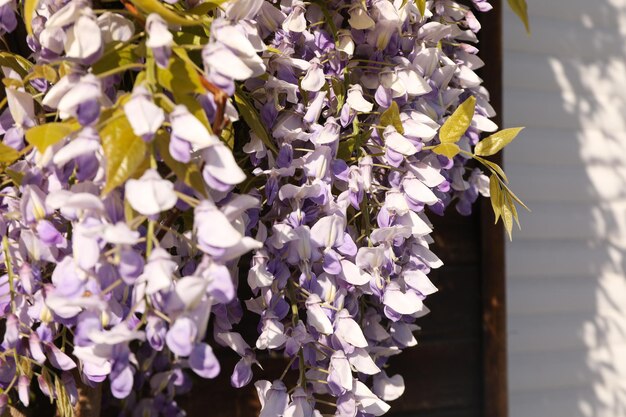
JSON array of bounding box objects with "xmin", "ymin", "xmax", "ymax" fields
[{"xmin": 503, "ymin": 1, "xmax": 626, "ymax": 416}]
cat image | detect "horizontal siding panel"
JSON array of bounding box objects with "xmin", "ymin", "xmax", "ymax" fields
[
  {"xmin": 507, "ymin": 276, "xmax": 602, "ymax": 316},
  {"xmin": 503, "ymin": 89, "xmax": 580, "ymax": 130},
  {"xmin": 504, "ymin": 52, "xmax": 578, "ymax": 94},
  {"xmin": 506, "ymin": 1, "xmax": 626, "ymax": 25},
  {"xmin": 504, "ymin": 126, "xmax": 626, "ymax": 168},
  {"xmin": 504, "ymin": 1, "xmax": 626, "ymax": 416},
  {"xmin": 510, "ymin": 343, "xmax": 626, "ymax": 393},
  {"xmin": 506, "ymin": 240, "xmax": 622, "ymax": 279},
  {"xmin": 504, "ymin": 51, "xmax": 626, "ymax": 98},
  {"xmin": 503, "ymin": 14, "xmax": 623, "ymax": 61},
  {"xmin": 505, "ymin": 164, "xmax": 626, "ymax": 203},
  {"xmin": 510, "ymin": 385, "xmax": 615, "ymax": 417},
  {"xmin": 509, "ymin": 349, "xmax": 599, "ymax": 392},
  {"xmin": 507, "ymin": 201, "xmax": 626, "ymax": 241},
  {"xmin": 509, "ymin": 311, "xmax": 626, "ymax": 354},
  {"xmin": 507, "ymin": 272, "xmax": 626, "ymax": 316}
]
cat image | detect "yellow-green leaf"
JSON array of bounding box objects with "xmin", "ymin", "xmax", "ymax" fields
[
  {"xmin": 92, "ymin": 43, "xmax": 138, "ymax": 75},
  {"xmin": 501, "ymin": 181, "xmax": 530, "ymax": 211},
  {"xmin": 502, "ymin": 203, "xmax": 513, "ymax": 240},
  {"xmin": 4, "ymin": 168, "xmax": 24, "ymax": 185},
  {"xmin": 0, "ymin": 52, "xmax": 32, "ymax": 78},
  {"xmin": 187, "ymin": 0, "xmax": 229, "ymax": 15},
  {"xmin": 155, "ymin": 132, "xmax": 206, "ymax": 196},
  {"xmin": 0, "ymin": 142, "xmax": 19, "ymax": 164},
  {"xmin": 475, "ymin": 127, "xmax": 524, "ymax": 157},
  {"xmin": 157, "ymin": 48, "xmax": 204, "ymax": 94},
  {"xmin": 489, "ymin": 174, "xmax": 501, "ymax": 223},
  {"xmin": 439, "ymin": 96, "xmax": 476, "ymax": 144},
  {"xmin": 23, "ymin": 0, "xmax": 39, "ymax": 35},
  {"xmin": 432, "ymin": 143, "xmax": 460, "ymax": 159},
  {"xmin": 101, "ymin": 115, "xmax": 147, "ymax": 195},
  {"xmin": 25, "ymin": 122, "xmax": 76, "ymax": 153},
  {"xmin": 508, "ymin": 0, "xmax": 530, "ymax": 33},
  {"xmin": 234, "ymin": 89, "xmax": 278, "ymax": 155},
  {"xmin": 416, "ymin": 0, "xmax": 426, "ymax": 16},
  {"xmin": 379, "ymin": 101, "xmax": 404, "ymax": 134},
  {"xmin": 129, "ymin": 0, "xmax": 211, "ymax": 26},
  {"xmin": 331, "ymin": 78, "xmax": 345, "ymax": 114},
  {"xmin": 3, "ymin": 78, "xmax": 22, "ymax": 88},
  {"xmin": 221, "ymin": 122, "xmax": 235, "ymax": 150},
  {"xmin": 507, "ymin": 192, "xmax": 521, "ymax": 229},
  {"xmin": 474, "ymin": 155, "xmax": 508, "ymax": 183}
]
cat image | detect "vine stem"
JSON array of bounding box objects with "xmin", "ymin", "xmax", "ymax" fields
[
  {"xmin": 279, "ymin": 355, "xmax": 299, "ymax": 381},
  {"xmin": 2, "ymin": 236, "xmax": 16, "ymax": 311}
]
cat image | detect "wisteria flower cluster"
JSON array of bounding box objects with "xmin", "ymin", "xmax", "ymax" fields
[{"xmin": 0, "ymin": 0, "xmax": 528, "ymax": 416}]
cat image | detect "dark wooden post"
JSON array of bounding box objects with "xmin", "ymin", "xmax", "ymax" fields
[{"xmin": 477, "ymin": 2, "xmax": 508, "ymax": 417}]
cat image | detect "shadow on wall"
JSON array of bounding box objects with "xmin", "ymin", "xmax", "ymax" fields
[{"xmin": 504, "ymin": 1, "xmax": 626, "ymax": 416}]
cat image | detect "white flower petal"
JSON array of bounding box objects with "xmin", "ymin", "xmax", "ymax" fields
[
  {"xmin": 384, "ymin": 127, "xmax": 417, "ymax": 156},
  {"xmin": 348, "ymin": 348, "xmax": 381, "ymax": 375},
  {"xmin": 354, "ymin": 381, "xmax": 390, "ymax": 416},
  {"xmin": 403, "ymin": 178, "xmax": 438, "ymax": 204},
  {"xmin": 301, "ymin": 64, "xmax": 326, "ymax": 92},
  {"xmin": 203, "ymin": 144, "xmax": 247, "ymax": 185},
  {"xmin": 346, "ymin": 85, "xmax": 374, "ymax": 112},
  {"xmin": 383, "ymin": 283, "xmax": 422, "ymax": 315},
  {"xmin": 170, "ymin": 105, "xmax": 220, "ymax": 149},
  {"xmin": 404, "ymin": 270, "xmax": 438, "ymax": 296},
  {"xmin": 373, "ymin": 373, "xmax": 405, "ymax": 402},
  {"xmin": 6, "ymin": 88, "xmax": 34, "ymax": 127},
  {"xmin": 335, "ymin": 311, "xmax": 368, "ymax": 348},
  {"xmin": 125, "ymin": 169, "xmax": 177, "ymax": 216},
  {"xmin": 64, "ymin": 15, "xmax": 103, "ymax": 60},
  {"xmin": 102, "ymin": 222, "xmax": 140, "ymax": 245},
  {"xmin": 305, "ymin": 295, "xmax": 334, "ymax": 335},
  {"xmin": 339, "ymin": 260, "xmax": 372, "ymax": 286},
  {"xmin": 123, "ymin": 94, "xmax": 164, "ymax": 138}
]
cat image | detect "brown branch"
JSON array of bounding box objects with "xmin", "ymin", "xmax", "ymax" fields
[{"xmin": 120, "ymin": 0, "xmax": 146, "ymax": 26}]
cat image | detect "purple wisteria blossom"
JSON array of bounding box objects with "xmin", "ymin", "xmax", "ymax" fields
[{"xmin": 0, "ymin": 0, "xmax": 528, "ymax": 415}]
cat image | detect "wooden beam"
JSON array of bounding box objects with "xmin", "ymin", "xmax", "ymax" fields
[{"xmin": 476, "ymin": 2, "xmax": 508, "ymax": 417}]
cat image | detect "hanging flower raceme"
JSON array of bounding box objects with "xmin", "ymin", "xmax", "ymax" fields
[{"xmin": 0, "ymin": 0, "xmax": 529, "ymax": 415}]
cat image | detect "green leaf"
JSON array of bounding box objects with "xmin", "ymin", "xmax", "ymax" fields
[
  {"xmin": 507, "ymin": 191, "xmax": 521, "ymax": 229},
  {"xmin": 23, "ymin": 0, "xmax": 39, "ymax": 35},
  {"xmin": 474, "ymin": 155, "xmax": 509, "ymax": 183},
  {"xmin": 30, "ymin": 64, "xmax": 58, "ymax": 83},
  {"xmin": 187, "ymin": 0, "xmax": 228, "ymax": 15},
  {"xmin": 101, "ymin": 114, "xmax": 147, "ymax": 195},
  {"xmin": 234, "ymin": 89, "xmax": 278, "ymax": 155},
  {"xmin": 439, "ymin": 96, "xmax": 476, "ymax": 144},
  {"xmin": 157, "ymin": 48, "xmax": 204, "ymax": 94},
  {"xmin": 155, "ymin": 132, "xmax": 206, "ymax": 196},
  {"xmin": 501, "ymin": 181, "xmax": 530, "ymax": 211},
  {"xmin": 0, "ymin": 52, "xmax": 32, "ymax": 78},
  {"xmin": 174, "ymin": 90, "xmax": 212, "ymax": 132},
  {"xmin": 416, "ymin": 0, "xmax": 426, "ymax": 16},
  {"xmin": 338, "ymin": 119, "xmax": 371, "ymax": 161},
  {"xmin": 3, "ymin": 78, "xmax": 22, "ymax": 88},
  {"xmin": 502, "ymin": 202, "xmax": 513, "ymax": 240},
  {"xmin": 508, "ymin": 0, "xmax": 530, "ymax": 33},
  {"xmin": 379, "ymin": 101, "xmax": 404, "ymax": 134},
  {"xmin": 475, "ymin": 127, "xmax": 524, "ymax": 156},
  {"xmin": 331, "ymin": 78, "xmax": 345, "ymax": 114},
  {"xmin": 0, "ymin": 142, "xmax": 19, "ymax": 164},
  {"xmin": 25, "ymin": 122, "xmax": 76, "ymax": 153},
  {"xmin": 4, "ymin": 168, "xmax": 24, "ymax": 186},
  {"xmin": 432, "ymin": 143, "xmax": 460, "ymax": 159},
  {"xmin": 221, "ymin": 122, "xmax": 235, "ymax": 150},
  {"xmin": 489, "ymin": 174, "xmax": 501, "ymax": 223},
  {"xmin": 129, "ymin": 0, "xmax": 211, "ymax": 26},
  {"xmin": 92, "ymin": 43, "xmax": 138, "ymax": 75}
]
